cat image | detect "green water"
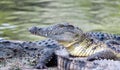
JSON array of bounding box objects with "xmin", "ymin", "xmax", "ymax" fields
[{"xmin": 0, "ymin": 0, "xmax": 120, "ymax": 41}]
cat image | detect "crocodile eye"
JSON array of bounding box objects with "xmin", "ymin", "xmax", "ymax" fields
[
  {"xmin": 58, "ymin": 24, "xmax": 75, "ymax": 30},
  {"xmin": 67, "ymin": 25, "xmax": 74, "ymax": 29},
  {"xmin": 90, "ymin": 38, "xmax": 94, "ymax": 42}
]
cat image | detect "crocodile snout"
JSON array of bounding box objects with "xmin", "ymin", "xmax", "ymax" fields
[{"xmin": 29, "ymin": 26, "xmax": 41, "ymax": 35}]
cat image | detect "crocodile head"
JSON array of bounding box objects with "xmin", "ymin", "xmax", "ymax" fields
[{"xmin": 29, "ymin": 23, "xmax": 83, "ymax": 42}]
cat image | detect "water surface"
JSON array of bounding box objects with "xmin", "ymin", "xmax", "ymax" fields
[{"xmin": 0, "ymin": 0, "xmax": 120, "ymax": 41}]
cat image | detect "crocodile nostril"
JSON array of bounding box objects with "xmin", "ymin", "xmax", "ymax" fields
[{"xmin": 29, "ymin": 26, "xmax": 38, "ymax": 33}]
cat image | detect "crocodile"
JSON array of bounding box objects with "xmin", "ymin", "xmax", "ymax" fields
[
  {"xmin": 0, "ymin": 40, "xmax": 25, "ymax": 59},
  {"xmin": 28, "ymin": 23, "xmax": 120, "ymax": 69},
  {"xmin": 0, "ymin": 23, "xmax": 120, "ymax": 69},
  {"xmin": 0, "ymin": 23, "xmax": 84, "ymax": 69},
  {"xmin": 0, "ymin": 38, "xmax": 61, "ymax": 68}
]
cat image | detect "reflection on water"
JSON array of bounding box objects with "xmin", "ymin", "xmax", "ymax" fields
[{"xmin": 0, "ymin": 0, "xmax": 120, "ymax": 41}]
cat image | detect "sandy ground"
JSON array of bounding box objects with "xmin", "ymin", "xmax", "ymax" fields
[{"xmin": 0, "ymin": 57, "xmax": 57, "ymax": 70}]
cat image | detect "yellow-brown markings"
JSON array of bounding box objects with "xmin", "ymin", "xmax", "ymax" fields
[{"xmin": 64, "ymin": 38, "xmax": 108, "ymax": 57}]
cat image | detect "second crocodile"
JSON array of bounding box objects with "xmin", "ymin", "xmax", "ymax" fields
[{"xmin": 29, "ymin": 23, "xmax": 120, "ymax": 68}]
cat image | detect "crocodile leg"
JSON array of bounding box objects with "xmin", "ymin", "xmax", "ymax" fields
[
  {"xmin": 0, "ymin": 48, "xmax": 14, "ymax": 59},
  {"xmin": 87, "ymin": 49, "xmax": 117, "ymax": 61},
  {"xmin": 35, "ymin": 48, "xmax": 55, "ymax": 69},
  {"xmin": 0, "ymin": 40, "xmax": 24, "ymax": 59}
]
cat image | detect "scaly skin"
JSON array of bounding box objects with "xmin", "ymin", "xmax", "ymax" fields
[
  {"xmin": 85, "ymin": 32, "xmax": 120, "ymax": 41},
  {"xmin": 0, "ymin": 38, "xmax": 64, "ymax": 69},
  {"xmin": 0, "ymin": 40, "xmax": 24, "ymax": 59},
  {"xmin": 0, "ymin": 39, "xmax": 59, "ymax": 57},
  {"xmin": 29, "ymin": 23, "xmax": 83, "ymax": 42},
  {"xmin": 29, "ymin": 23, "xmax": 120, "ymax": 68}
]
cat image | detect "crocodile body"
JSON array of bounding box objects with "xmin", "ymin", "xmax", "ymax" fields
[
  {"xmin": 1, "ymin": 23, "xmax": 120, "ymax": 69},
  {"xmin": 0, "ymin": 38, "xmax": 64, "ymax": 68},
  {"xmin": 29, "ymin": 23, "xmax": 120, "ymax": 68},
  {"xmin": 0, "ymin": 40, "xmax": 24, "ymax": 59}
]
